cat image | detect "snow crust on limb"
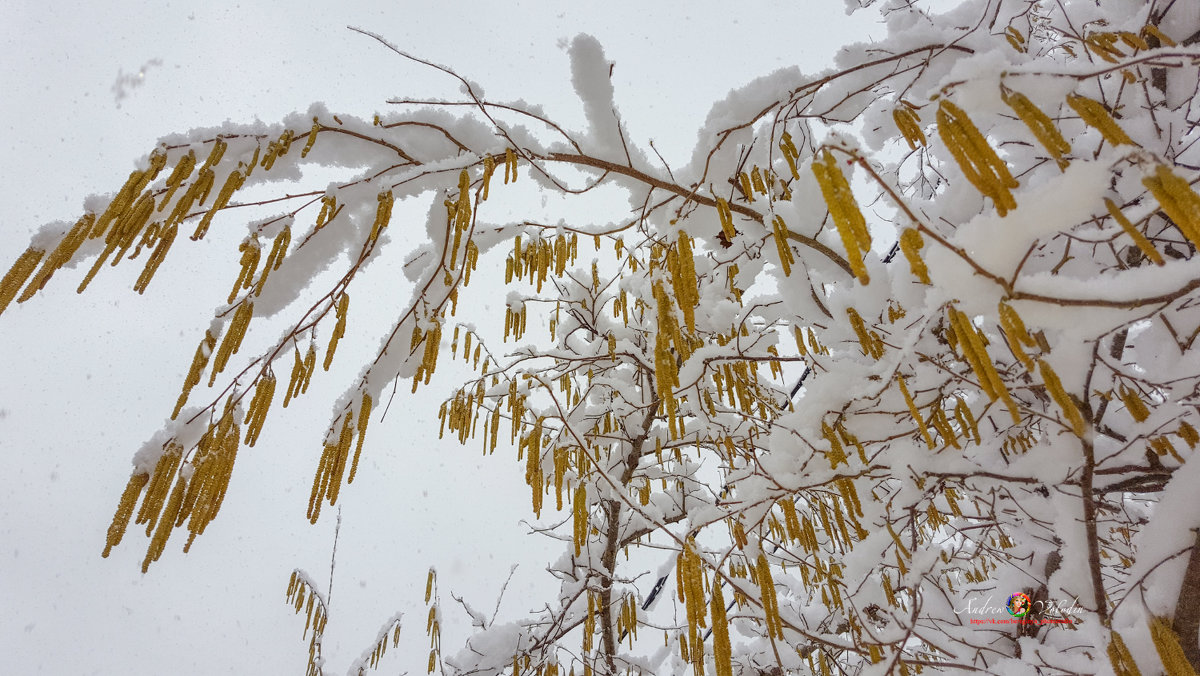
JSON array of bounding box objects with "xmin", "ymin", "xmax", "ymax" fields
[{"xmin": 568, "ymin": 35, "xmax": 625, "ymax": 163}]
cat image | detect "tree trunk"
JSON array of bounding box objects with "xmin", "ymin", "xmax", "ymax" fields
[
  {"xmin": 1174, "ymin": 529, "xmax": 1200, "ymax": 672},
  {"xmin": 598, "ymin": 498, "xmax": 620, "ymax": 675}
]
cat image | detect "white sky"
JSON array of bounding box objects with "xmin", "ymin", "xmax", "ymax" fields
[{"xmin": 0, "ymin": 2, "xmax": 878, "ymax": 673}]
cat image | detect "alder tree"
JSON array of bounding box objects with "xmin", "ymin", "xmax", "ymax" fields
[{"xmin": 4, "ymin": 1, "xmax": 1200, "ymax": 674}]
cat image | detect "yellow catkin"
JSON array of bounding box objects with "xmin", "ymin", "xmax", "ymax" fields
[
  {"xmin": 653, "ymin": 286, "xmax": 681, "ymax": 438},
  {"xmin": 846, "ymin": 307, "xmax": 884, "ymax": 359},
  {"xmin": 260, "ymin": 131, "xmax": 294, "ymax": 171},
  {"xmin": 839, "ymin": 477, "xmax": 865, "ymax": 519},
  {"xmin": 930, "ymin": 406, "xmax": 961, "ymax": 450},
  {"xmin": 1179, "ymin": 421, "xmax": 1199, "ymax": 448},
  {"xmin": 997, "ymin": 301, "xmax": 1033, "ymax": 342},
  {"xmin": 793, "ymin": 326, "xmax": 808, "ymax": 356},
  {"xmin": 1143, "ymin": 24, "xmax": 1177, "ymax": 47},
  {"xmin": 209, "ymin": 302, "xmax": 255, "ymax": 386},
  {"xmin": 1143, "ymin": 165, "xmax": 1200, "ymax": 248},
  {"xmin": 202, "ymin": 138, "xmax": 228, "ymax": 171},
  {"xmin": 958, "ymin": 315, "xmax": 1004, "ymax": 397},
  {"xmin": 16, "ymin": 214, "xmax": 95, "ymax": 303},
  {"xmin": 133, "ymin": 223, "xmax": 178, "ymax": 294},
  {"xmin": 1107, "ymin": 630, "xmax": 1144, "ymax": 676},
  {"xmin": 898, "ymin": 376, "xmax": 935, "ymax": 449},
  {"xmin": 756, "ymin": 554, "xmax": 783, "ymax": 640},
  {"xmin": 948, "ymin": 307, "xmax": 1021, "ymax": 423},
  {"xmin": 348, "ymin": 393, "xmax": 372, "ymax": 484},
  {"xmin": 462, "ymin": 240, "xmax": 480, "ymax": 286},
  {"xmin": 142, "ymin": 474, "xmax": 186, "ymax": 572},
  {"xmin": 77, "ymin": 191, "xmax": 156, "ymax": 293},
  {"xmin": 255, "ymin": 226, "xmax": 291, "ymax": 295},
  {"xmin": 244, "ymin": 374, "xmax": 277, "ymax": 447},
  {"xmin": 300, "ymin": 118, "xmax": 321, "ymax": 158},
  {"xmin": 1118, "ymin": 385, "xmax": 1151, "ymax": 423},
  {"xmin": 893, "ymin": 106, "xmax": 927, "ymax": 150},
  {"xmin": 677, "ymin": 540, "xmax": 706, "ymax": 676},
  {"xmin": 307, "ymin": 346, "xmax": 324, "ymax": 391},
  {"xmin": 1067, "ymin": 94, "xmax": 1136, "ymax": 147},
  {"xmin": 1105, "ymin": 198, "xmax": 1165, "ymax": 265},
  {"xmin": 159, "ymin": 150, "xmax": 197, "ymax": 211},
  {"xmin": 242, "ymin": 146, "xmax": 260, "ymax": 178},
  {"xmin": 227, "ymin": 239, "xmax": 261, "ymax": 304},
  {"xmin": 806, "ymin": 331, "xmax": 825, "ymax": 357},
  {"xmin": 102, "ymin": 471, "xmax": 150, "ymax": 557},
  {"xmin": 367, "ymin": 191, "xmax": 395, "ymax": 247},
  {"xmin": 553, "ymin": 447, "xmax": 567, "ymax": 511},
  {"xmin": 0, "ymin": 247, "xmax": 45, "ymax": 316},
  {"xmin": 109, "ymin": 196, "xmax": 157, "ymax": 265},
  {"xmin": 771, "ymin": 216, "xmax": 795, "ymax": 276},
  {"xmin": 573, "ymin": 483, "xmax": 587, "ymax": 556},
  {"xmin": 424, "ymin": 568, "xmax": 436, "ymax": 605},
  {"xmin": 954, "ymin": 398, "xmax": 981, "ymax": 445},
  {"xmin": 481, "ymin": 155, "xmax": 496, "ymax": 201},
  {"xmin": 324, "ymin": 294, "xmax": 350, "ymax": 371},
  {"xmin": 1002, "ymin": 89, "xmax": 1071, "ymax": 169},
  {"xmin": 820, "ymin": 420, "xmax": 849, "ymax": 473},
  {"xmin": 413, "ymin": 318, "xmax": 443, "ymax": 389},
  {"xmin": 88, "ymin": 150, "xmax": 166, "ymax": 240},
  {"xmin": 449, "ymin": 171, "xmax": 472, "ymax": 270},
  {"xmin": 315, "ymin": 195, "xmax": 336, "ymax": 230},
  {"xmin": 135, "ymin": 444, "xmax": 184, "ymax": 534},
  {"xmin": 1006, "ymin": 26, "xmax": 1027, "ymax": 52},
  {"xmin": 780, "ymin": 499, "xmax": 803, "ymax": 542},
  {"xmin": 812, "ymin": 149, "xmax": 871, "ymax": 283},
  {"xmin": 710, "ymin": 576, "xmax": 733, "ymax": 676},
  {"xmin": 1038, "ymin": 359, "xmax": 1087, "ymax": 436},
  {"xmin": 779, "ymin": 131, "xmax": 801, "ymax": 179},
  {"xmin": 525, "ymin": 417, "xmax": 544, "ymax": 517},
  {"xmin": 1149, "ymin": 616, "xmax": 1200, "ymax": 676},
  {"xmin": 163, "ymin": 166, "xmax": 215, "ymax": 230},
  {"xmin": 899, "ymin": 228, "xmax": 930, "ymax": 284},
  {"xmin": 938, "ymin": 100, "xmax": 1019, "ymax": 216},
  {"xmin": 321, "ymin": 412, "xmax": 356, "ymax": 508},
  {"xmin": 183, "ymin": 434, "xmax": 225, "ymax": 535},
  {"xmin": 670, "ymin": 230, "xmax": 700, "ymax": 333},
  {"xmin": 283, "ymin": 347, "xmax": 306, "ymax": 408},
  {"xmin": 1118, "ymin": 30, "xmax": 1150, "ymax": 50},
  {"xmin": 715, "ymin": 197, "xmax": 737, "ymax": 243},
  {"xmin": 299, "ymin": 343, "xmax": 318, "ymax": 393},
  {"xmin": 625, "ymin": 593, "xmax": 639, "ymax": 643},
  {"xmin": 182, "ymin": 399, "xmax": 241, "ymax": 550},
  {"xmin": 997, "ymin": 302, "xmax": 1036, "ymax": 370},
  {"xmin": 1083, "ymin": 32, "xmax": 1127, "ymax": 63},
  {"xmin": 173, "ymin": 330, "xmax": 217, "ymax": 419},
  {"xmin": 505, "ymin": 148, "xmax": 518, "ymax": 183},
  {"xmin": 307, "ymin": 443, "xmax": 334, "ymax": 525},
  {"xmin": 1150, "ymin": 436, "xmax": 1184, "ymax": 463},
  {"xmin": 739, "ymin": 172, "xmax": 755, "ymax": 202},
  {"xmin": 191, "ymin": 169, "xmax": 245, "ymax": 241},
  {"xmin": 751, "ymin": 166, "xmax": 767, "ymax": 195}
]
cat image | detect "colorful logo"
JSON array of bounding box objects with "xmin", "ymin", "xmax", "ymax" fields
[{"xmin": 1006, "ymin": 592, "xmax": 1031, "ymax": 618}]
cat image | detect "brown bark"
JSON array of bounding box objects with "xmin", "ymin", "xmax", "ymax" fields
[
  {"xmin": 596, "ymin": 397, "xmax": 660, "ymax": 675},
  {"xmin": 1080, "ymin": 434, "xmax": 1110, "ymax": 626},
  {"xmin": 1175, "ymin": 529, "xmax": 1200, "ymax": 672},
  {"xmin": 599, "ymin": 498, "xmax": 620, "ymax": 676}
]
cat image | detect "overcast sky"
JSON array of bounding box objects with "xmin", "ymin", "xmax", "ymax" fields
[{"xmin": 0, "ymin": 2, "xmax": 878, "ymax": 673}]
